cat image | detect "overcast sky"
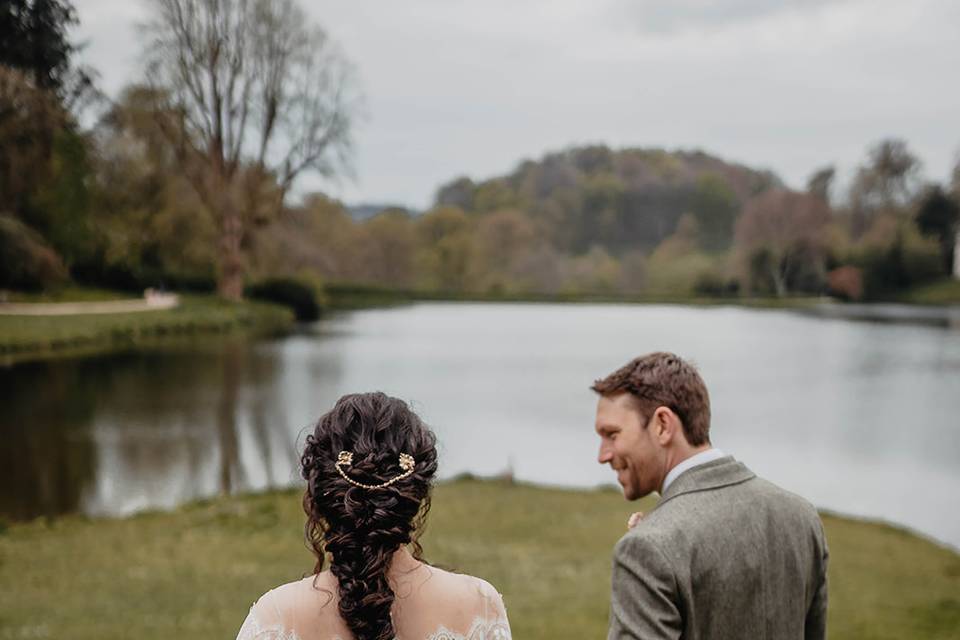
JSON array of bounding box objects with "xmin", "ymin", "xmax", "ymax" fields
[{"xmin": 75, "ymin": 0, "xmax": 960, "ymax": 209}]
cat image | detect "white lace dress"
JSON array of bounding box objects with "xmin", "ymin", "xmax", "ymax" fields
[{"xmin": 235, "ymin": 568, "xmax": 511, "ymax": 640}]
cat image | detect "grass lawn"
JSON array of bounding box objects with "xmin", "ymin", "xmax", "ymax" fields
[
  {"xmin": 899, "ymin": 279, "xmax": 960, "ymax": 305},
  {"xmin": 0, "ymin": 295, "xmax": 293, "ymax": 362},
  {"xmin": 0, "ymin": 479, "xmax": 957, "ymax": 640}
]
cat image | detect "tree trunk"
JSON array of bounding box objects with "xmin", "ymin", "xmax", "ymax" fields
[
  {"xmin": 212, "ymin": 155, "xmax": 244, "ymax": 301},
  {"xmin": 953, "ymin": 227, "xmax": 960, "ymax": 280},
  {"xmin": 218, "ymin": 210, "xmax": 245, "ymax": 301},
  {"xmin": 771, "ymin": 264, "xmax": 787, "ymax": 297}
]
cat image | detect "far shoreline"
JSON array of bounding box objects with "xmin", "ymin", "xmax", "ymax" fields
[{"xmin": 2, "ymin": 287, "xmax": 958, "ymax": 365}]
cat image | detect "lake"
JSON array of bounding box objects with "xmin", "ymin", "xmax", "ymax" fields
[{"xmin": 2, "ymin": 302, "xmax": 959, "ymax": 549}]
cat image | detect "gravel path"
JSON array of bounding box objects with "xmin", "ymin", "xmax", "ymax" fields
[{"xmin": 0, "ymin": 294, "xmax": 180, "ymax": 316}]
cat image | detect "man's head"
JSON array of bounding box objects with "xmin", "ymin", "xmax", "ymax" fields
[{"xmin": 592, "ymin": 352, "xmax": 711, "ymax": 500}]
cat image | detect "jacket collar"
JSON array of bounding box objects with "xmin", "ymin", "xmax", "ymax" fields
[{"xmin": 656, "ymin": 455, "xmax": 755, "ymax": 506}]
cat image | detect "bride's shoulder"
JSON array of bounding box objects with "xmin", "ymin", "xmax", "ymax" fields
[
  {"xmin": 246, "ymin": 574, "xmax": 338, "ymax": 618},
  {"xmin": 421, "ymin": 569, "xmax": 510, "ymax": 637},
  {"xmin": 237, "ymin": 574, "xmax": 341, "ymax": 640},
  {"xmin": 420, "ymin": 567, "xmax": 505, "ymax": 607}
]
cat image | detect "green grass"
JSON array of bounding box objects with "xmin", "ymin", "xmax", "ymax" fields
[
  {"xmin": 898, "ymin": 279, "xmax": 960, "ymax": 305},
  {"xmin": 0, "ymin": 294, "xmax": 293, "ymax": 362},
  {"xmin": 0, "ymin": 479, "xmax": 957, "ymax": 640}
]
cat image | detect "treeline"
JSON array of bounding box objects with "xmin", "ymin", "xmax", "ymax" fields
[
  {"xmin": 253, "ymin": 148, "xmax": 778, "ymax": 297},
  {"xmin": 2, "ymin": 1, "xmax": 959, "ymax": 304},
  {"xmin": 252, "ymin": 142, "xmax": 960, "ymax": 301}
]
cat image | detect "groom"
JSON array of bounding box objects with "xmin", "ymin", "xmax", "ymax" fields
[{"xmin": 593, "ymin": 352, "xmax": 828, "ymax": 639}]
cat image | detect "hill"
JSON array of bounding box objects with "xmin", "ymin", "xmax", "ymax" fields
[{"xmin": 435, "ymin": 144, "xmax": 782, "ymax": 254}]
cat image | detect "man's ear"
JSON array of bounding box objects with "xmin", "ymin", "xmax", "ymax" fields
[{"xmin": 654, "ymin": 406, "xmax": 683, "ymax": 446}]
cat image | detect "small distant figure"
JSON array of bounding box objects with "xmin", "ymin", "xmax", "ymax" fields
[
  {"xmin": 593, "ymin": 352, "xmax": 828, "ymax": 640},
  {"xmin": 143, "ymin": 288, "xmax": 178, "ymax": 309}
]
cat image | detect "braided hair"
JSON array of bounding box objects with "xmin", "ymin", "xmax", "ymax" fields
[{"xmin": 300, "ymin": 392, "xmax": 438, "ymax": 640}]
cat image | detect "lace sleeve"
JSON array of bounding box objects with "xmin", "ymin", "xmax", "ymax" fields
[
  {"xmin": 475, "ymin": 580, "xmax": 512, "ymax": 640},
  {"xmin": 235, "ymin": 590, "xmax": 300, "ymax": 640}
]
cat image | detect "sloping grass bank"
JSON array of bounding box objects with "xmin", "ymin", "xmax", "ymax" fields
[
  {"xmin": 898, "ymin": 278, "xmax": 960, "ymax": 305},
  {"xmin": 0, "ymin": 295, "xmax": 293, "ymax": 363},
  {"xmin": 0, "ymin": 479, "xmax": 957, "ymax": 640}
]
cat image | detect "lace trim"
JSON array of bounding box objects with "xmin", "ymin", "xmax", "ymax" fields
[
  {"xmin": 425, "ymin": 615, "xmax": 512, "ymax": 640},
  {"xmin": 236, "ymin": 608, "xmax": 301, "ymax": 640},
  {"xmin": 239, "ymin": 614, "xmax": 511, "ymax": 640},
  {"xmin": 238, "ymin": 580, "xmax": 511, "ymax": 640}
]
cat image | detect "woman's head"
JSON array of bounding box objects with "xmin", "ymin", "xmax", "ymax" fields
[{"xmin": 300, "ymin": 392, "xmax": 438, "ymax": 640}]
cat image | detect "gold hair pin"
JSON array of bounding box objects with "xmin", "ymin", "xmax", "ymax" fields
[{"xmin": 335, "ymin": 450, "xmax": 416, "ymax": 489}]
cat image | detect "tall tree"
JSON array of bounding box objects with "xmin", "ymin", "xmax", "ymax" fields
[
  {"xmin": 0, "ymin": 0, "xmax": 93, "ymax": 106},
  {"xmin": 690, "ymin": 174, "xmax": 739, "ymax": 252},
  {"xmin": 735, "ymin": 189, "xmax": 832, "ymax": 296},
  {"xmin": 142, "ymin": 0, "xmax": 359, "ymax": 299},
  {"xmin": 849, "ymin": 139, "xmax": 921, "ymax": 236},
  {"xmin": 914, "ymin": 184, "xmax": 959, "ymax": 275},
  {"xmin": 0, "ymin": 66, "xmax": 63, "ymax": 214},
  {"xmin": 90, "ymin": 84, "xmax": 216, "ymax": 282},
  {"xmin": 0, "ymin": 65, "xmax": 95, "ymax": 268},
  {"xmin": 414, "ymin": 206, "xmax": 474, "ymax": 291},
  {"xmin": 806, "ymin": 166, "xmax": 835, "ymax": 205}
]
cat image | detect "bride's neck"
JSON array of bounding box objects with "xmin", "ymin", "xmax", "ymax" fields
[{"xmin": 389, "ymin": 546, "xmax": 423, "ymax": 576}]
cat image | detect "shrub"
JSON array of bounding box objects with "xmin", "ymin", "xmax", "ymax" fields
[
  {"xmin": 826, "ymin": 266, "xmax": 864, "ymax": 301},
  {"xmin": 0, "ymin": 213, "xmax": 68, "ymax": 291},
  {"xmin": 854, "ymin": 225, "xmax": 942, "ymax": 298},
  {"xmin": 246, "ymin": 276, "xmax": 324, "ymax": 321},
  {"xmin": 693, "ymin": 272, "xmax": 740, "ymax": 297}
]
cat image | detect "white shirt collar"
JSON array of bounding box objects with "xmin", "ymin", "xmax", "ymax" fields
[{"xmin": 661, "ymin": 448, "xmax": 726, "ymax": 494}]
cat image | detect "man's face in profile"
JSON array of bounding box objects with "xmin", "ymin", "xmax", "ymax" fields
[{"xmin": 595, "ymin": 392, "xmax": 663, "ymax": 500}]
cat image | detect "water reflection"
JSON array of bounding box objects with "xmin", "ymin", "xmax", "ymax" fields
[
  {"xmin": 0, "ymin": 338, "xmax": 306, "ymax": 520},
  {"xmin": 217, "ymin": 342, "xmax": 243, "ymax": 495},
  {"xmin": 0, "ymin": 359, "xmax": 99, "ymax": 519}
]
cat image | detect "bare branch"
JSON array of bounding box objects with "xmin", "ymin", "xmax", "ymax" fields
[{"xmin": 141, "ymin": 0, "xmax": 361, "ymax": 298}]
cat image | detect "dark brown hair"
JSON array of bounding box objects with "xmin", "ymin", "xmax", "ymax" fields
[
  {"xmin": 300, "ymin": 392, "xmax": 438, "ymax": 640},
  {"xmin": 592, "ymin": 352, "xmax": 711, "ymax": 446}
]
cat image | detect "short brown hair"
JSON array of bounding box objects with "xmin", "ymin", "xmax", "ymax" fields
[{"xmin": 592, "ymin": 352, "xmax": 711, "ymax": 446}]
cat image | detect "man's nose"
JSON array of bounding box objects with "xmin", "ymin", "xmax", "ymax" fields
[{"xmin": 598, "ymin": 444, "xmax": 613, "ymax": 465}]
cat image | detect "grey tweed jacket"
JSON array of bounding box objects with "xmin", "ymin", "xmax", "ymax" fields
[{"xmin": 608, "ymin": 456, "xmax": 828, "ymax": 640}]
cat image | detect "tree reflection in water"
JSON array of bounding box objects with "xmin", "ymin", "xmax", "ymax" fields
[
  {"xmin": 0, "ymin": 359, "xmax": 99, "ymax": 520},
  {"xmin": 217, "ymin": 341, "xmax": 243, "ymax": 495},
  {"xmin": 0, "ymin": 337, "xmax": 296, "ymax": 521}
]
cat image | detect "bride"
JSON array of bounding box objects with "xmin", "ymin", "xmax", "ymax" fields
[{"xmin": 236, "ymin": 392, "xmax": 511, "ymax": 640}]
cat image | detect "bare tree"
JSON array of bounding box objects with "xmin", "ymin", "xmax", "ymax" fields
[
  {"xmin": 806, "ymin": 165, "xmax": 835, "ymax": 206},
  {"xmin": 735, "ymin": 189, "xmax": 831, "ymax": 296},
  {"xmin": 142, "ymin": 0, "xmax": 358, "ymax": 299},
  {"xmin": 848, "ymin": 139, "xmax": 921, "ymax": 237}
]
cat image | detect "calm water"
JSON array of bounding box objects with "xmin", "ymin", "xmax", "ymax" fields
[{"xmin": 2, "ymin": 303, "xmax": 959, "ymax": 548}]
